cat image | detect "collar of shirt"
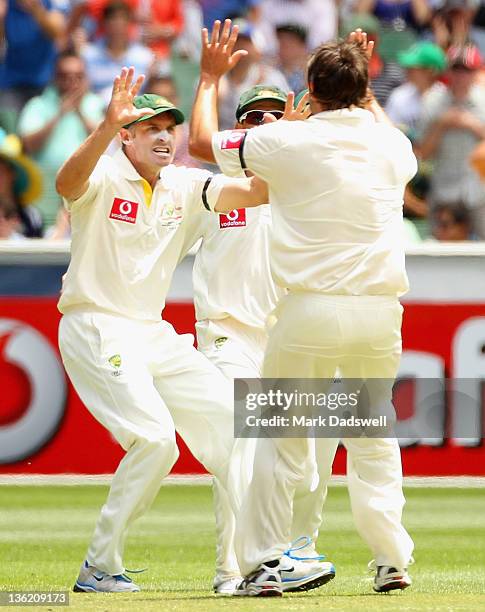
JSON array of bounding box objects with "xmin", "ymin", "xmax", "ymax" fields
[
  {"xmin": 113, "ymin": 148, "xmax": 163, "ymax": 207},
  {"xmin": 311, "ymin": 107, "xmax": 375, "ymax": 124}
]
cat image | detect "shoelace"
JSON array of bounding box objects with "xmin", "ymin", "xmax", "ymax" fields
[
  {"xmin": 114, "ymin": 567, "xmax": 147, "ymax": 582},
  {"xmin": 284, "ymin": 536, "xmax": 326, "ymax": 562},
  {"xmin": 367, "ymin": 556, "xmax": 415, "ymax": 574}
]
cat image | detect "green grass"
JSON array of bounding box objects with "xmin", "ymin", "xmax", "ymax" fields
[{"xmin": 1, "ymin": 485, "xmax": 484, "ymax": 611}]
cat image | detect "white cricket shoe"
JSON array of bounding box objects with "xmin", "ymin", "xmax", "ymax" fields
[
  {"xmin": 280, "ymin": 554, "xmax": 336, "ymax": 592},
  {"xmin": 281, "ymin": 536, "xmax": 336, "ymax": 592},
  {"xmin": 213, "ymin": 576, "xmax": 243, "ymax": 595},
  {"xmin": 235, "ymin": 561, "xmax": 283, "ymax": 597},
  {"xmin": 371, "ymin": 562, "xmax": 412, "ymax": 593},
  {"xmin": 73, "ymin": 561, "xmax": 141, "ymax": 593}
]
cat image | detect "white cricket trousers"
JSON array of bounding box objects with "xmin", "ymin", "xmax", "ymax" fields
[
  {"xmin": 235, "ymin": 292, "xmax": 414, "ymax": 576},
  {"xmin": 59, "ymin": 308, "xmax": 235, "ymax": 576},
  {"xmin": 196, "ymin": 318, "xmax": 329, "ymax": 582}
]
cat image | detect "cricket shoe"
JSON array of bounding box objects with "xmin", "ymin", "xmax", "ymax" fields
[
  {"xmin": 280, "ymin": 553, "xmax": 336, "ymax": 592},
  {"xmin": 73, "ymin": 560, "xmax": 141, "ymax": 592},
  {"xmin": 370, "ymin": 560, "xmax": 412, "ymax": 593},
  {"xmin": 213, "ymin": 576, "xmax": 243, "ymax": 595},
  {"xmin": 281, "ymin": 536, "xmax": 335, "ymax": 592},
  {"xmin": 234, "ymin": 561, "xmax": 282, "ymax": 597}
]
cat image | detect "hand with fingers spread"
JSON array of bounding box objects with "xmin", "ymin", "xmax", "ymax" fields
[
  {"xmin": 261, "ymin": 91, "xmax": 311, "ymax": 124},
  {"xmin": 347, "ymin": 28, "xmax": 374, "ymax": 62},
  {"xmin": 200, "ymin": 19, "xmax": 248, "ymax": 82},
  {"xmin": 105, "ymin": 66, "xmax": 154, "ymax": 129},
  {"xmin": 282, "ymin": 91, "xmax": 311, "ymax": 122}
]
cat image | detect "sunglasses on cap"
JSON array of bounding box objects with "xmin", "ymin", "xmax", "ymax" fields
[{"xmin": 239, "ymin": 109, "xmax": 284, "ymax": 125}]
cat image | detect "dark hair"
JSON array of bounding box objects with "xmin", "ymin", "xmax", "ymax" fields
[
  {"xmin": 276, "ymin": 23, "xmax": 308, "ymax": 44},
  {"xmin": 56, "ymin": 48, "xmax": 83, "ymax": 65},
  {"xmin": 307, "ymin": 41, "xmax": 369, "ymax": 110},
  {"xmin": 103, "ymin": 1, "xmax": 132, "ymax": 21},
  {"xmin": 434, "ymin": 202, "xmax": 471, "ymax": 225},
  {"xmin": 145, "ymin": 74, "xmax": 175, "ymax": 89}
]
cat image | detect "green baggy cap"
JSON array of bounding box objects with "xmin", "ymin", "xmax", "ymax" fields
[
  {"xmin": 398, "ymin": 42, "xmax": 447, "ymax": 72},
  {"xmin": 236, "ymin": 85, "xmax": 287, "ymax": 120},
  {"xmin": 123, "ymin": 93, "xmax": 185, "ymax": 128}
]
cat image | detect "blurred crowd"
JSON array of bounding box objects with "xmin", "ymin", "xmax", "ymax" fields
[{"xmin": 2, "ymin": 0, "xmax": 485, "ymax": 242}]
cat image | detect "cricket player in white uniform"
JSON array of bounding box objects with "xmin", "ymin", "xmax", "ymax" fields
[
  {"xmin": 55, "ymin": 66, "xmax": 269, "ymax": 593},
  {"xmin": 194, "ymin": 24, "xmax": 416, "ymax": 597},
  {"xmin": 181, "ymin": 75, "xmax": 334, "ymax": 594}
]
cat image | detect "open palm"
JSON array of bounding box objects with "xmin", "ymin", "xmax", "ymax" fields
[
  {"xmin": 200, "ymin": 19, "xmax": 248, "ymax": 80},
  {"xmin": 105, "ymin": 67, "xmax": 154, "ymax": 129}
]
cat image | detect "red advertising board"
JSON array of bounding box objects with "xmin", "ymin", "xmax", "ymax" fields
[{"xmin": 0, "ymin": 297, "xmax": 484, "ymax": 475}]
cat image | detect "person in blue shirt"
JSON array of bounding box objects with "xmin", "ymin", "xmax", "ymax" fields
[
  {"xmin": 0, "ymin": 0, "xmax": 68, "ymax": 123},
  {"xmin": 199, "ymin": 0, "xmax": 261, "ymax": 28}
]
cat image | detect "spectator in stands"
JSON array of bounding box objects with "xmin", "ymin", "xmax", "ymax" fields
[
  {"xmin": 0, "ymin": 198, "xmax": 25, "ymax": 240},
  {"xmin": 431, "ymin": 202, "xmax": 475, "ymax": 239},
  {"xmin": 342, "ymin": 14, "xmax": 405, "ymax": 106},
  {"xmin": 386, "ymin": 41, "xmax": 447, "ymax": 137},
  {"xmin": 173, "ymin": 0, "xmax": 203, "ymax": 62},
  {"xmin": 199, "ymin": 0, "xmax": 261, "ymax": 28},
  {"xmin": 217, "ymin": 20, "xmax": 289, "ymax": 129},
  {"xmin": 0, "ymin": 0, "xmax": 68, "ymax": 129},
  {"xmin": 66, "ymin": 0, "xmax": 137, "ymax": 44},
  {"xmin": 275, "ymin": 23, "xmax": 308, "ymax": 94},
  {"xmin": 70, "ymin": 0, "xmax": 184, "ymax": 61},
  {"xmin": 417, "ymin": 44, "xmax": 485, "ymax": 238},
  {"xmin": 432, "ymin": 0, "xmax": 478, "ymax": 51},
  {"xmin": 81, "ymin": 1, "xmax": 155, "ymax": 105},
  {"xmin": 256, "ymin": 0, "xmax": 337, "ymax": 58},
  {"xmin": 143, "ymin": 72, "xmax": 202, "ymax": 168},
  {"xmin": 0, "ymin": 128, "xmax": 43, "ymax": 237},
  {"xmin": 356, "ymin": 0, "xmax": 432, "ymax": 34},
  {"xmin": 136, "ymin": 0, "xmax": 184, "ymax": 61},
  {"xmin": 18, "ymin": 51, "xmax": 104, "ymax": 229}
]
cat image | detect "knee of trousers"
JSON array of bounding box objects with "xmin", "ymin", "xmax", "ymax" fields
[{"xmin": 132, "ymin": 432, "xmax": 179, "ymax": 469}]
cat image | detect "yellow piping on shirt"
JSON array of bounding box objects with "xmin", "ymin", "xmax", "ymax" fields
[{"xmin": 140, "ymin": 178, "xmax": 153, "ymax": 208}]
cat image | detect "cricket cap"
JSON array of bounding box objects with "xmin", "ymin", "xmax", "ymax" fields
[
  {"xmin": 236, "ymin": 85, "xmax": 287, "ymax": 120},
  {"xmin": 398, "ymin": 42, "xmax": 447, "ymax": 72},
  {"xmin": 123, "ymin": 94, "xmax": 185, "ymax": 128}
]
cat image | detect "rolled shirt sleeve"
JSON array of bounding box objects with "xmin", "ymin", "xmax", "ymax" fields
[{"xmin": 212, "ymin": 123, "xmax": 284, "ymax": 181}]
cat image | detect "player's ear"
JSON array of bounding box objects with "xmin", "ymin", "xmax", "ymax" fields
[{"xmin": 120, "ymin": 127, "xmax": 134, "ymax": 146}]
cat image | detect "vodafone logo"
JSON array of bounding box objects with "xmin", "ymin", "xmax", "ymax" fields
[
  {"xmin": 220, "ymin": 130, "xmax": 246, "ymax": 150},
  {"xmin": 109, "ymin": 198, "xmax": 139, "ymax": 224},
  {"xmin": 0, "ymin": 319, "xmax": 66, "ymax": 464},
  {"xmin": 219, "ymin": 208, "xmax": 247, "ymax": 229},
  {"xmin": 119, "ymin": 201, "xmax": 132, "ymax": 215}
]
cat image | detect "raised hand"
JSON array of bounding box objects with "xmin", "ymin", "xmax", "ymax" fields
[
  {"xmin": 200, "ymin": 19, "xmax": 248, "ymax": 81},
  {"xmin": 105, "ymin": 67, "xmax": 153, "ymax": 129},
  {"xmin": 283, "ymin": 91, "xmax": 311, "ymax": 121},
  {"xmin": 348, "ymin": 28, "xmax": 374, "ymax": 61}
]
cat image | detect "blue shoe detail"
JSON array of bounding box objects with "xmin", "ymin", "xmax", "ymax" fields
[
  {"xmin": 284, "ymin": 536, "xmax": 326, "ymax": 562},
  {"xmin": 114, "ymin": 574, "xmax": 133, "ymax": 584}
]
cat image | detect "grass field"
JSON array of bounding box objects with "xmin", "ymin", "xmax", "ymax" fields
[{"xmin": 1, "ymin": 484, "xmax": 485, "ymax": 611}]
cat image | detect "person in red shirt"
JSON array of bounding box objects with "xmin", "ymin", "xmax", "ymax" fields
[{"xmin": 69, "ymin": 0, "xmax": 184, "ymax": 59}]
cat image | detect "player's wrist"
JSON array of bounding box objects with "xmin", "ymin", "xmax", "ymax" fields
[
  {"xmin": 99, "ymin": 118, "xmax": 123, "ymax": 136},
  {"xmin": 199, "ymin": 72, "xmax": 221, "ymax": 86}
]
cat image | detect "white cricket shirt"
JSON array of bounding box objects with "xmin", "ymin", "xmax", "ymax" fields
[
  {"xmin": 180, "ymin": 204, "xmax": 285, "ymax": 329},
  {"xmin": 58, "ymin": 149, "xmax": 225, "ymax": 321},
  {"xmin": 212, "ymin": 108, "xmax": 417, "ymax": 297}
]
